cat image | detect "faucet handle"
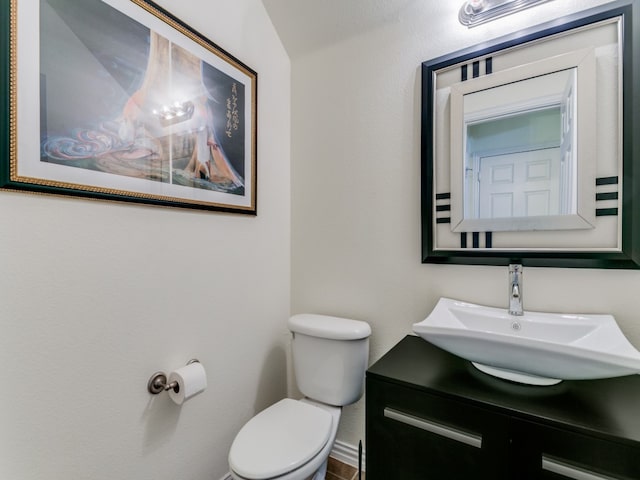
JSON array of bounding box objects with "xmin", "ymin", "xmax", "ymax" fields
[{"xmin": 509, "ymin": 263, "xmax": 522, "ymax": 275}]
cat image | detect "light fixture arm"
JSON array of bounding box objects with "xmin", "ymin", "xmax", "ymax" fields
[{"xmin": 459, "ymin": 0, "xmax": 554, "ymax": 28}]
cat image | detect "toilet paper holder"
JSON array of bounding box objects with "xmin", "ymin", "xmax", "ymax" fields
[{"xmin": 147, "ymin": 359, "xmax": 200, "ymax": 395}]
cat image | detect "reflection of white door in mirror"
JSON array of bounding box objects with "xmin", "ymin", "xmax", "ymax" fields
[
  {"xmin": 475, "ymin": 148, "xmax": 561, "ymax": 218},
  {"xmin": 463, "ymin": 106, "xmax": 564, "ymax": 219},
  {"xmin": 449, "ymin": 48, "xmax": 596, "ymax": 233}
]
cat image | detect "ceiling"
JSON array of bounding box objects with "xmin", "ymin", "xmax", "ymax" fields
[
  {"xmin": 261, "ymin": 0, "xmax": 441, "ymax": 58},
  {"xmin": 260, "ymin": 1, "xmax": 605, "ymax": 60}
]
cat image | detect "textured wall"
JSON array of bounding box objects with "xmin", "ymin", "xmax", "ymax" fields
[
  {"xmin": 290, "ymin": 0, "xmax": 639, "ymax": 449},
  {"xmin": 0, "ymin": 1, "xmax": 290, "ymax": 479}
]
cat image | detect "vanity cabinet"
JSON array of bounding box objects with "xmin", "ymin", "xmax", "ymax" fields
[{"xmin": 366, "ymin": 336, "xmax": 640, "ymax": 480}]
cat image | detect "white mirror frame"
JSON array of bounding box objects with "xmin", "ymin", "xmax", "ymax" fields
[{"xmin": 449, "ymin": 49, "xmax": 596, "ymax": 233}]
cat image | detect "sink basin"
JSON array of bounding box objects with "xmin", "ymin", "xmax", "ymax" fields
[{"xmin": 412, "ymin": 298, "xmax": 640, "ymax": 386}]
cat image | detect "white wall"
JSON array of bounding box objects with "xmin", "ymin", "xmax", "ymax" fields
[
  {"xmin": 0, "ymin": 1, "xmax": 290, "ymax": 479},
  {"xmin": 291, "ymin": 0, "xmax": 640, "ymax": 449}
]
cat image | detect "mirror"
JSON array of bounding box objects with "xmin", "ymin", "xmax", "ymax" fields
[
  {"xmin": 421, "ymin": 1, "xmax": 640, "ymax": 268},
  {"xmin": 464, "ymin": 73, "xmax": 572, "ymax": 222}
]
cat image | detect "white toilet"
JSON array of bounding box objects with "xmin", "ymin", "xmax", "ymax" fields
[{"xmin": 228, "ymin": 313, "xmax": 371, "ymax": 480}]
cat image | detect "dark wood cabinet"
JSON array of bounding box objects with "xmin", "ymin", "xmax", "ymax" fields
[{"xmin": 366, "ymin": 336, "xmax": 640, "ymax": 480}]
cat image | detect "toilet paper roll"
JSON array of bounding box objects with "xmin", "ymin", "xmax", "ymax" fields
[{"xmin": 168, "ymin": 361, "xmax": 207, "ymax": 405}]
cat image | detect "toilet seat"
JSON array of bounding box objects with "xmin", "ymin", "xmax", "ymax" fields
[{"xmin": 229, "ymin": 398, "xmax": 333, "ymax": 480}]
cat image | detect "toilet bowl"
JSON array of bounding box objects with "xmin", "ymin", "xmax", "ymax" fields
[
  {"xmin": 229, "ymin": 398, "xmax": 340, "ymax": 480},
  {"xmin": 228, "ymin": 314, "xmax": 371, "ymax": 480}
]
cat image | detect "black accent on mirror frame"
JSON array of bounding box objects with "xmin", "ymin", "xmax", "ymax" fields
[{"xmin": 421, "ymin": 0, "xmax": 640, "ymax": 269}]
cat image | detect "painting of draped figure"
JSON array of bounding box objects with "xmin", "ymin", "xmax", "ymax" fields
[{"xmin": 5, "ymin": 0, "xmax": 257, "ymax": 213}]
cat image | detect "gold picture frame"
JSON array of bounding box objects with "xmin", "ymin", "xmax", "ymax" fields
[{"xmin": 2, "ymin": 0, "xmax": 257, "ymax": 214}]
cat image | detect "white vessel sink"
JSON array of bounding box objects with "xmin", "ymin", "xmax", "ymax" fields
[{"xmin": 412, "ymin": 298, "xmax": 640, "ymax": 386}]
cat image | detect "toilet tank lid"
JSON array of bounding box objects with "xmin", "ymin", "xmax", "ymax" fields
[{"xmin": 288, "ymin": 314, "xmax": 371, "ymax": 340}]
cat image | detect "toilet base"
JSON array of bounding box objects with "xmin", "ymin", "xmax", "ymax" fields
[{"xmin": 310, "ymin": 458, "xmax": 328, "ymax": 480}]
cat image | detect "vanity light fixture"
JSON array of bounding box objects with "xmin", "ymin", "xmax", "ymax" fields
[{"xmin": 459, "ymin": 0, "xmax": 554, "ymax": 27}]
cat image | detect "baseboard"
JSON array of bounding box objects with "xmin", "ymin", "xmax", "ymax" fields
[
  {"xmin": 217, "ymin": 440, "xmax": 366, "ymax": 479},
  {"xmin": 330, "ymin": 439, "xmax": 366, "ymax": 471}
]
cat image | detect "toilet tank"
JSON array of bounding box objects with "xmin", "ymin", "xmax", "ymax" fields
[{"xmin": 288, "ymin": 314, "xmax": 371, "ymax": 406}]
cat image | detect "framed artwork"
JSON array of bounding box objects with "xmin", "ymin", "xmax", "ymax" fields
[{"xmin": 1, "ymin": 0, "xmax": 258, "ymax": 214}]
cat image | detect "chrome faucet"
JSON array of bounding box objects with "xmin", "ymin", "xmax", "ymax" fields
[{"xmin": 508, "ymin": 264, "xmax": 523, "ymax": 316}]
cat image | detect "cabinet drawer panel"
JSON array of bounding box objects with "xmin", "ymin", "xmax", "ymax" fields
[
  {"xmin": 515, "ymin": 420, "xmax": 640, "ymax": 480},
  {"xmin": 368, "ymin": 406, "xmax": 490, "ymax": 479},
  {"xmin": 366, "ymin": 377, "xmax": 509, "ymax": 480}
]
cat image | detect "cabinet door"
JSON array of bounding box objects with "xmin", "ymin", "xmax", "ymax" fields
[
  {"xmin": 511, "ymin": 419, "xmax": 640, "ymax": 480},
  {"xmin": 366, "ymin": 377, "xmax": 510, "ymax": 480}
]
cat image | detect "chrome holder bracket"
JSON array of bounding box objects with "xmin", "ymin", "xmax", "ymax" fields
[{"xmin": 147, "ymin": 359, "xmax": 199, "ymax": 395}]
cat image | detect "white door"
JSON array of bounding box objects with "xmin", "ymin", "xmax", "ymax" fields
[{"xmin": 476, "ymin": 148, "xmax": 562, "ymax": 219}]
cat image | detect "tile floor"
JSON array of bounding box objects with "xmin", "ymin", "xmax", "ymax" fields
[{"xmin": 326, "ymin": 457, "xmax": 365, "ymax": 480}]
